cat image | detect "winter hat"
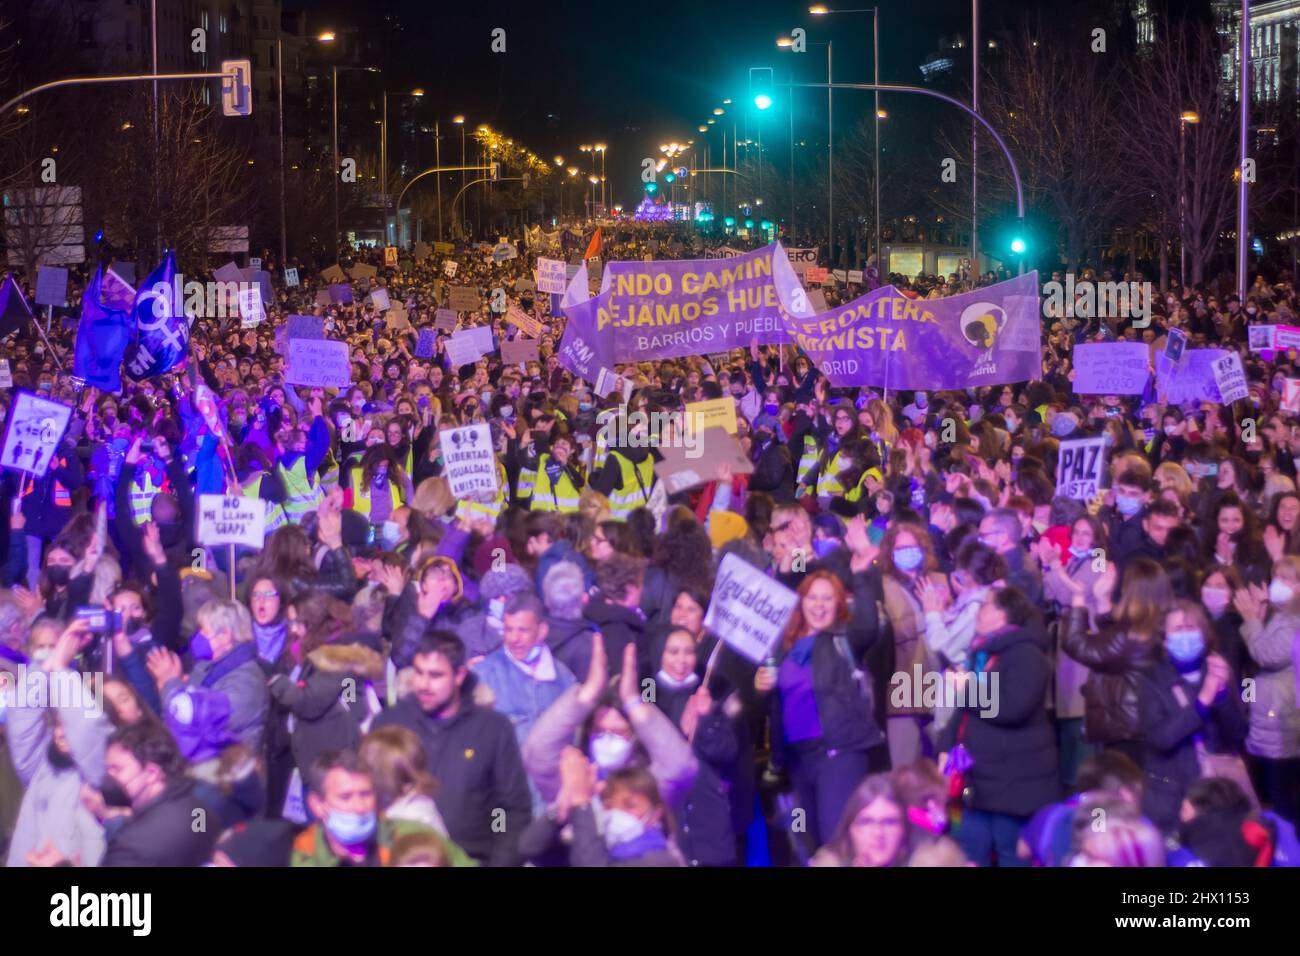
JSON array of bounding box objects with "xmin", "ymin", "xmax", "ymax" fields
[
  {"xmin": 480, "ymin": 563, "xmax": 535, "ymax": 602},
  {"xmin": 1051, "ymin": 412, "xmax": 1079, "ymax": 439},
  {"xmin": 708, "ymin": 511, "xmax": 749, "ymax": 550}
]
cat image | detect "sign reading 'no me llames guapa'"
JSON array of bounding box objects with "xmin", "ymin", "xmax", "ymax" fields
[{"xmin": 196, "ymin": 494, "xmax": 265, "ymax": 550}]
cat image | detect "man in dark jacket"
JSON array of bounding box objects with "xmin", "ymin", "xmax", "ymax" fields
[
  {"xmin": 99, "ymin": 722, "xmax": 218, "ymax": 866},
  {"xmin": 1103, "ymin": 467, "xmax": 1155, "ymax": 572},
  {"xmin": 941, "ymin": 587, "xmax": 1059, "ymax": 867},
  {"xmin": 11, "ymin": 437, "xmax": 83, "ymax": 589},
  {"xmin": 978, "ymin": 509, "xmax": 1042, "ymax": 603},
  {"xmin": 372, "ymin": 631, "xmax": 532, "ymax": 866}
]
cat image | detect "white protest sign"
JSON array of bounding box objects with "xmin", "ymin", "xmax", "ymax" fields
[
  {"xmin": 702, "ymin": 553, "xmax": 799, "ymax": 664},
  {"xmin": 238, "ymin": 286, "xmax": 265, "ymax": 327},
  {"xmin": 0, "ymin": 391, "xmax": 74, "ymax": 477},
  {"xmin": 440, "ymin": 424, "xmax": 500, "ymax": 499},
  {"xmin": 249, "ymin": 257, "xmax": 263, "ymax": 269},
  {"xmin": 1211, "ymin": 352, "xmax": 1248, "ymax": 404},
  {"xmin": 445, "ymin": 326, "xmax": 495, "ymax": 367},
  {"xmin": 196, "ymin": 494, "xmax": 266, "ymax": 550},
  {"xmin": 443, "ymin": 260, "xmax": 459, "ymax": 278},
  {"xmin": 369, "ymin": 287, "xmax": 391, "ymax": 312},
  {"xmin": 1056, "ymin": 437, "xmax": 1108, "ymax": 500},
  {"xmin": 1285, "ymin": 379, "xmax": 1300, "ymax": 413},
  {"xmin": 1248, "ymin": 325, "xmax": 1276, "ymax": 352},
  {"xmin": 595, "ymin": 367, "xmax": 634, "ymax": 403},
  {"xmin": 786, "ymin": 247, "xmax": 818, "ymax": 275},
  {"xmin": 286, "ymin": 339, "xmax": 352, "ymax": 388},
  {"xmin": 35, "ymin": 267, "xmax": 69, "ymax": 307},
  {"xmin": 536, "ymin": 257, "xmax": 568, "ymax": 295},
  {"xmin": 284, "ymin": 267, "xmax": 300, "ymax": 287},
  {"xmin": 0, "ymin": 360, "xmax": 11, "ymax": 388}
]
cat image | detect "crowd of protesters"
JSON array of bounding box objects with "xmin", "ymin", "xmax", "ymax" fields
[{"xmin": 0, "ymin": 220, "xmax": 1296, "ymax": 868}]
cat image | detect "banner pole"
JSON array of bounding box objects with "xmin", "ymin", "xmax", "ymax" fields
[
  {"xmin": 33, "ymin": 310, "xmax": 65, "ymax": 372},
  {"xmin": 228, "ymin": 543, "xmax": 236, "ymax": 601}
]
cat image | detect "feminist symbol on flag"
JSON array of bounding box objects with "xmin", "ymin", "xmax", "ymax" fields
[{"xmin": 136, "ymin": 284, "xmax": 186, "ymax": 351}]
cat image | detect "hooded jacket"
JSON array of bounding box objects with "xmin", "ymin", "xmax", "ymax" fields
[{"xmin": 269, "ymin": 641, "xmax": 386, "ymax": 778}]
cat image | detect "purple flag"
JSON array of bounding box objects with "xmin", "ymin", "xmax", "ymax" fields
[
  {"xmin": 771, "ymin": 244, "xmax": 1042, "ymax": 389},
  {"xmin": 558, "ymin": 293, "xmax": 615, "ymax": 383}
]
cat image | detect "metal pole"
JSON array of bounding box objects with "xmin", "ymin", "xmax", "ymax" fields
[
  {"xmin": 382, "ymin": 92, "xmax": 388, "ymax": 245},
  {"xmin": 828, "ymin": 42, "xmax": 833, "ymax": 264},
  {"xmin": 873, "ymin": 10, "xmax": 880, "ymax": 271},
  {"xmin": 151, "ymin": 0, "xmax": 160, "ymax": 259},
  {"xmin": 971, "ymin": 0, "xmax": 979, "ymax": 284},
  {"xmin": 435, "ymin": 120, "xmax": 443, "ymax": 241},
  {"xmin": 333, "ymin": 66, "xmax": 340, "ymax": 259},
  {"xmin": 278, "ymin": 37, "xmax": 287, "ymax": 268},
  {"xmin": 789, "ymin": 69, "xmax": 795, "ymax": 237},
  {"xmin": 1237, "ymin": 0, "xmax": 1251, "ymax": 301},
  {"xmin": 1179, "ymin": 117, "xmax": 1187, "ymax": 288}
]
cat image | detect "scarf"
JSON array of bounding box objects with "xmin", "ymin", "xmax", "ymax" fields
[
  {"xmin": 607, "ymin": 826, "xmax": 670, "ymax": 862},
  {"xmin": 253, "ymin": 619, "xmax": 288, "ymax": 663}
]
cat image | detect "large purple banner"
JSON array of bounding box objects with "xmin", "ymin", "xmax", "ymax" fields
[
  {"xmin": 597, "ymin": 246, "xmax": 789, "ymax": 362},
  {"xmin": 771, "ymin": 244, "xmax": 1042, "ymax": 389}
]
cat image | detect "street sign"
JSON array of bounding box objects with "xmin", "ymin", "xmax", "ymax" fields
[{"xmin": 221, "ymin": 59, "xmax": 252, "ymax": 117}]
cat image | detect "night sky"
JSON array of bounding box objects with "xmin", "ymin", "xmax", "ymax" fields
[{"xmin": 293, "ymin": 0, "xmax": 1026, "ymax": 208}]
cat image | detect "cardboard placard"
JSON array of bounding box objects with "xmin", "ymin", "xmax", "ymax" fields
[
  {"xmin": 506, "ymin": 306, "xmax": 543, "ymax": 338},
  {"xmin": 384, "ymin": 303, "xmax": 411, "ymax": 331},
  {"xmin": 286, "ymin": 339, "xmax": 352, "ymax": 388},
  {"xmin": 445, "ymin": 326, "xmax": 495, "ymax": 367},
  {"xmin": 1072, "ymin": 343, "xmax": 1151, "ymax": 396},
  {"xmin": 314, "ymin": 290, "xmax": 332, "ymax": 307},
  {"xmin": 384, "ymin": 246, "xmax": 398, "ymax": 267},
  {"xmin": 536, "ymin": 257, "xmax": 568, "ymax": 295},
  {"xmin": 443, "ymin": 260, "xmax": 459, "ymax": 278},
  {"xmin": 448, "ymin": 285, "xmax": 480, "ymax": 312},
  {"xmin": 369, "ymin": 288, "xmax": 391, "ymax": 312},
  {"xmin": 433, "ymin": 241, "xmax": 453, "ymax": 255},
  {"xmin": 1211, "ymin": 352, "xmax": 1248, "ymax": 404},
  {"xmin": 653, "ymin": 427, "xmax": 753, "ymax": 496},
  {"xmin": 434, "ymin": 308, "xmax": 459, "ymax": 332},
  {"xmin": 0, "ymin": 360, "xmax": 11, "ymax": 389},
  {"xmin": 685, "ymin": 397, "xmax": 738, "ymax": 435},
  {"xmin": 348, "ymin": 262, "xmax": 378, "ymax": 281},
  {"xmin": 238, "ymin": 286, "xmax": 265, "ymax": 327},
  {"xmin": 320, "ymin": 264, "xmax": 346, "ymax": 283},
  {"xmin": 415, "ymin": 329, "xmax": 437, "ymax": 358},
  {"xmin": 329, "ymin": 283, "xmax": 353, "ymax": 305},
  {"xmin": 805, "ymin": 267, "xmax": 828, "ymax": 284},
  {"xmin": 501, "ymin": 337, "xmax": 539, "ymax": 366},
  {"xmin": 196, "ymin": 494, "xmax": 266, "ymax": 550}
]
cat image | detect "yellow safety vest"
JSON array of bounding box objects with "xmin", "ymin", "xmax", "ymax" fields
[
  {"xmin": 318, "ymin": 451, "xmax": 341, "ymax": 493},
  {"xmin": 278, "ymin": 456, "xmax": 325, "ymax": 523},
  {"xmin": 516, "ymin": 464, "xmax": 538, "ymax": 502},
  {"xmin": 816, "ymin": 449, "xmax": 852, "ymax": 500},
  {"xmin": 530, "ymin": 454, "xmax": 581, "ymax": 513},
  {"xmin": 607, "ymin": 451, "xmax": 655, "ymax": 522},
  {"xmin": 795, "ymin": 434, "xmax": 820, "ymax": 485},
  {"xmin": 592, "ymin": 409, "xmax": 618, "ymax": 473},
  {"xmin": 241, "ymin": 477, "xmax": 288, "ymax": 533},
  {"xmin": 129, "ymin": 470, "xmax": 165, "ymax": 526},
  {"xmin": 455, "ymin": 459, "xmax": 509, "ymax": 526},
  {"xmin": 350, "ymin": 469, "xmax": 404, "ymax": 519}
]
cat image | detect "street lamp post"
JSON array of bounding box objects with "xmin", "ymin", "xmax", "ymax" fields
[
  {"xmin": 452, "ymin": 116, "xmax": 465, "ymax": 237},
  {"xmin": 382, "ymin": 88, "xmax": 424, "ymax": 246},
  {"xmin": 1179, "ymin": 111, "xmax": 1199, "ymax": 288},
  {"xmin": 1237, "ymin": 0, "xmax": 1251, "ymax": 301},
  {"xmin": 811, "ymin": 6, "xmax": 879, "ymax": 267}
]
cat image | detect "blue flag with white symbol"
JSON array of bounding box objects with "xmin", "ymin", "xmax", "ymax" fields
[
  {"xmin": 123, "ymin": 252, "xmax": 188, "ymax": 380},
  {"xmin": 73, "ymin": 267, "xmax": 132, "ymax": 392}
]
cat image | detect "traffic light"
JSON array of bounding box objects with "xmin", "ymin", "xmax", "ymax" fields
[
  {"xmin": 750, "ymin": 67, "xmax": 774, "ymax": 111},
  {"xmin": 646, "ymin": 182, "xmax": 658, "ymax": 195},
  {"xmin": 744, "ymin": 219, "xmax": 755, "ymax": 229},
  {"xmin": 664, "ymin": 173, "xmax": 675, "ymax": 184},
  {"xmin": 724, "ymin": 216, "xmax": 735, "ymax": 227},
  {"xmin": 1010, "ymin": 236, "xmax": 1026, "ymax": 254}
]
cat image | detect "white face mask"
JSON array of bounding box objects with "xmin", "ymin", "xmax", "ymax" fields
[
  {"xmin": 1268, "ymin": 580, "xmax": 1294, "ymax": 607},
  {"xmin": 589, "ymin": 732, "xmax": 633, "ymax": 771},
  {"xmin": 603, "ymin": 808, "xmax": 648, "ymax": 848}
]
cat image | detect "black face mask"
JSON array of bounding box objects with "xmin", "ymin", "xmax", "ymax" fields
[
  {"xmin": 156, "ymin": 522, "xmax": 183, "ymax": 549},
  {"xmin": 100, "ymin": 773, "xmax": 133, "ymax": 808},
  {"xmin": 45, "ymin": 565, "xmax": 71, "ymax": 588},
  {"xmin": 48, "ymin": 743, "xmax": 76, "ymax": 771}
]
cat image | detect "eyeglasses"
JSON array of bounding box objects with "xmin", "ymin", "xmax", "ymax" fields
[{"xmin": 251, "ymin": 590, "xmax": 279, "ymax": 600}]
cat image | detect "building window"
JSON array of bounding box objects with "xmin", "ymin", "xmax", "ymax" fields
[{"xmin": 220, "ymin": 14, "xmax": 228, "ymax": 34}]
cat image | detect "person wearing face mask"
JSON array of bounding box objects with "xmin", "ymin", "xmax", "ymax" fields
[
  {"xmin": 901, "ymin": 390, "xmax": 929, "ymax": 428},
  {"xmin": 347, "ymin": 444, "xmax": 409, "ymax": 532},
  {"xmin": 529, "ymin": 435, "xmax": 584, "ymax": 513},
  {"xmin": 520, "ymin": 639, "xmax": 697, "ymax": 865},
  {"xmin": 147, "ymin": 599, "xmax": 269, "ymax": 777},
  {"xmin": 470, "ymin": 594, "xmax": 576, "ymax": 757},
  {"xmin": 291, "ymin": 750, "xmax": 472, "ymax": 867},
  {"xmin": 1100, "ymin": 467, "xmax": 1155, "ymax": 573},
  {"xmin": 1199, "ymin": 567, "xmax": 1247, "ymax": 680},
  {"xmin": 7, "ymin": 432, "xmax": 83, "ymax": 591},
  {"xmin": 563, "ymin": 762, "xmax": 683, "ymax": 867},
  {"xmin": 1233, "ymin": 556, "xmax": 1300, "ymax": 824},
  {"xmin": 5, "ymin": 619, "xmax": 112, "ymax": 867},
  {"xmin": 753, "ymin": 571, "xmax": 886, "ymax": 855},
  {"xmin": 1135, "ymin": 601, "xmax": 1246, "ymax": 833},
  {"xmin": 746, "ymin": 413, "xmax": 794, "ymax": 502}
]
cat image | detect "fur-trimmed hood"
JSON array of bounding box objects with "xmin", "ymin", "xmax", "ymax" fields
[{"xmin": 307, "ymin": 642, "xmax": 385, "ymax": 680}]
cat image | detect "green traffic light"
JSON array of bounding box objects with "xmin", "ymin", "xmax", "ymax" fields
[
  {"xmin": 744, "ymin": 219, "xmax": 754, "ymax": 229},
  {"xmin": 664, "ymin": 173, "xmax": 675, "ymax": 183},
  {"xmin": 1010, "ymin": 237, "xmax": 1026, "ymax": 254},
  {"xmin": 754, "ymin": 94, "xmax": 772, "ymax": 111},
  {"xmin": 646, "ymin": 182, "xmax": 658, "ymax": 194},
  {"xmin": 724, "ymin": 217, "xmax": 735, "ymax": 227}
]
